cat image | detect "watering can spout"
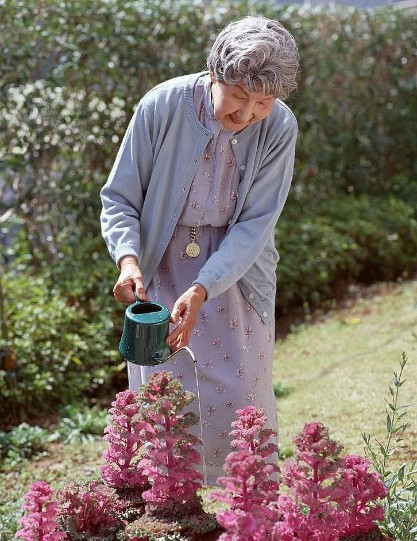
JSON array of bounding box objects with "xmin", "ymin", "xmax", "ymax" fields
[{"xmin": 119, "ymin": 299, "xmax": 173, "ymax": 366}]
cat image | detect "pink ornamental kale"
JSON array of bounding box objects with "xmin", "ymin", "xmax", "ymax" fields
[
  {"xmin": 277, "ymin": 422, "xmax": 351, "ymax": 540},
  {"xmin": 56, "ymin": 480, "xmax": 121, "ymax": 538},
  {"xmin": 228, "ymin": 406, "xmax": 279, "ymax": 498},
  {"xmin": 216, "ymin": 450, "xmax": 281, "ymax": 541},
  {"xmin": 283, "ymin": 422, "xmax": 345, "ymax": 503},
  {"xmin": 291, "ymin": 421, "xmax": 343, "ymax": 485},
  {"xmin": 101, "ymin": 389, "xmax": 148, "ymax": 489},
  {"xmin": 274, "ymin": 422, "xmax": 387, "ymax": 541},
  {"xmin": 230, "ymin": 406, "xmax": 279, "ymax": 460},
  {"xmin": 212, "ymin": 406, "xmax": 280, "ymax": 541},
  {"xmin": 215, "ymin": 417, "xmax": 387, "ymax": 541},
  {"xmin": 271, "ymin": 493, "xmax": 327, "ymax": 541},
  {"xmin": 137, "ymin": 371, "xmax": 203, "ymax": 507},
  {"xmin": 14, "ymin": 481, "xmax": 67, "ymax": 541},
  {"xmin": 273, "ymin": 492, "xmax": 347, "ymax": 541},
  {"xmin": 339, "ymin": 454, "xmax": 387, "ymax": 537}
]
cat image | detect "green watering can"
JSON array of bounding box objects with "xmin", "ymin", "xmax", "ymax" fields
[{"xmin": 119, "ymin": 297, "xmax": 172, "ymax": 366}]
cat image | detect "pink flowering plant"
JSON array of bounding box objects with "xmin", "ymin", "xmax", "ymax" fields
[
  {"xmin": 15, "ymin": 370, "xmax": 215, "ymax": 540},
  {"xmin": 212, "ymin": 410, "xmax": 388, "ymax": 541},
  {"xmin": 274, "ymin": 421, "xmax": 387, "ymax": 541},
  {"xmin": 137, "ymin": 371, "xmax": 204, "ymax": 509},
  {"xmin": 101, "ymin": 389, "xmax": 149, "ymax": 491},
  {"xmin": 212, "ymin": 406, "xmax": 280, "ymax": 541},
  {"xmin": 214, "ymin": 450, "xmax": 281, "ymax": 541},
  {"xmin": 14, "ymin": 481, "xmax": 67, "ymax": 541},
  {"xmin": 230, "ymin": 406, "xmax": 279, "ymax": 460},
  {"xmin": 277, "ymin": 421, "xmax": 349, "ymax": 540},
  {"xmin": 15, "ymin": 372, "xmax": 391, "ymax": 541},
  {"xmin": 127, "ymin": 371, "xmax": 217, "ymax": 539},
  {"xmin": 338, "ymin": 454, "xmax": 387, "ymax": 538},
  {"xmin": 55, "ymin": 480, "xmax": 122, "ymax": 539}
]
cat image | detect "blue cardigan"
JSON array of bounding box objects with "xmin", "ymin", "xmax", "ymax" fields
[{"xmin": 100, "ymin": 72, "xmax": 298, "ymax": 324}]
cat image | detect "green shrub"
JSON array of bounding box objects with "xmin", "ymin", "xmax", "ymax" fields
[
  {"xmin": 1, "ymin": 1, "xmax": 415, "ymax": 272},
  {"xmin": 1, "ymin": 0, "xmax": 416, "ymax": 418},
  {"xmin": 0, "ymin": 423, "xmax": 53, "ymax": 469},
  {"xmin": 276, "ymin": 194, "xmax": 417, "ymax": 312},
  {"xmin": 0, "ymin": 270, "xmax": 121, "ymax": 423},
  {"xmin": 57, "ymin": 404, "xmax": 109, "ymax": 444},
  {"xmin": 284, "ymin": 5, "xmax": 417, "ymax": 199},
  {"xmin": 273, "ymin": 381, "xmax": 294, "ymax": 398},
  {"xmin": 0, "ymin": 513, "xmax": 19, "ymax": 541},
  {"xmin": 0, "ymin": 0, "xmax": 239, "ymax": 270},
  {"xmin": 363, "ymin": 353, "xmax": 417, "ymax": 541}
]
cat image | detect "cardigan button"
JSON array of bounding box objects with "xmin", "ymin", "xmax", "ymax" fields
[
  {"xmin": 248, "ymin": 293, "xmax": 254, "ymax": 299},
  {"xmin": 263, "ymin": 311, "xmax": 268, "ymax": 318},
  {"xmin": 231, "ymin": 138, "xmax": 238, "ymax": 145}
]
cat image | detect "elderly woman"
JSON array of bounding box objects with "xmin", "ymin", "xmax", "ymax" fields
[{"xmin": 100, "ymin": 16, "xmax": 299, "ymax": 485}]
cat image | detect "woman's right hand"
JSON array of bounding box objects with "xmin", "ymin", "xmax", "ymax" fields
[{"xmin": 113, "ymin": 256, "xmax": 149, "ymax": 305}]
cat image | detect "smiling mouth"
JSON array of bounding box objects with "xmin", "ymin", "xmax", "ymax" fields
[{"xmin": 229, "ymin": 115, "xmax": 246, "ymax": 124}]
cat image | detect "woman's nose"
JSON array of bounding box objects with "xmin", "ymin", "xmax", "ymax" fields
[{"xmin": 237, "ymin": 102, "xmax": 254, "ymax": 122}]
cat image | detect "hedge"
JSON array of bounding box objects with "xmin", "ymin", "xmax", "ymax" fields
[{"xmin": 0, "ymin": 0, "xmax": 416, "ymax": 418}]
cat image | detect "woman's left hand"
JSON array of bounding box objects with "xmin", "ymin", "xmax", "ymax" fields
[{"xmin": 167, "ymin": 284, "xmax": 207, "ymax": 351}]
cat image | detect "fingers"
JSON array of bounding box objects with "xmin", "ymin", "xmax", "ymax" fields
[
  {"xmin": 167, "ymin": 309, "xmax": 193, "ymax": 350},
  {"xmin": 113, "ymin": 263, "xmax": 148, "ymax": 305},
  {"xmin": 113, "ymin": 281, "xmax": 136, "ymax": 305},
  {"xmin": 134, "ymin": 284, "xmax": 148, "ymax": 302},
  {"xmin": 167, "ymin": 330, "xmax": 190, "ymax": 352},
  {"xmin": 167, "ymin": 303, "xmax": 190, "ymax": 350},
  {"xmin": 166, "ymin": 286, "xmax": 206, "ymax": 351},
  {"xmin": 167, "ymin": 325, "xmax": 192, "ymax": 351}
]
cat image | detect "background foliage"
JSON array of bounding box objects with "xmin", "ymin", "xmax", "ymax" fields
[{"xmin": 0, "ymin": 0, "xmax": 416, "ymax": 421}]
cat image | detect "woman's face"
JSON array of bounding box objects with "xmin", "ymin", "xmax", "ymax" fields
[{"xmin": 210, "ymin": 74, "xmax": 275, "ymax": 131}]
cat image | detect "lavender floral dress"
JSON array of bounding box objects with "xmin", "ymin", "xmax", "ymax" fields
[{"xmin": 127, "ymin": 75, "xmax": 278, "ymax": 485}]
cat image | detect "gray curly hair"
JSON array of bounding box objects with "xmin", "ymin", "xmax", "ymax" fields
[{"xmin": 207, "ymin": 16, "xmax": 299, "ymax": 100}]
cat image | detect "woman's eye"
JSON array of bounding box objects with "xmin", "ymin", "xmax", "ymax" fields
[{"xmin": 259, "ymin": 100, "xmax": 274, "ymax": 107}]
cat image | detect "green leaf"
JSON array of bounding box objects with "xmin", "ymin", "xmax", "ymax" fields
[{"xmin": 397, "ymin": 464, "xmax": 406, "ymax": 481}]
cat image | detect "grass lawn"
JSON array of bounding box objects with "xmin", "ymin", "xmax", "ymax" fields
[{"xmin": 273, "ymin": 278, "xmax": 417, "ymax": 465}]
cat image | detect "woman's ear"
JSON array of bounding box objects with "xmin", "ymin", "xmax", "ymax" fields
[{"xmin": 209, "ymin": 70, "xmax": 216, "ymax": 83}]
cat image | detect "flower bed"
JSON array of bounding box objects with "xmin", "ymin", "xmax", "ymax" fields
[{"xmin": 14, "ymin": 371, "xmax": 392, "ymax": 541}]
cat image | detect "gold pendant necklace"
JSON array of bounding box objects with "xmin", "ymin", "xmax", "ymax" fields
[{"xmin": 185, "ymin": 226, "xmax": 200, "ymax": 258}]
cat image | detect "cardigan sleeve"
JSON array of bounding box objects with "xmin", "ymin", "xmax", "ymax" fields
[{"xmin": 100, "ymin": 104, "xmax": 154, "ymax": 267}]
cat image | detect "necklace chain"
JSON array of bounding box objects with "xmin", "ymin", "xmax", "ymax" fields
[{"xmin": 185, "ymin": 226, "xmax": 200, "ymax": 258}]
